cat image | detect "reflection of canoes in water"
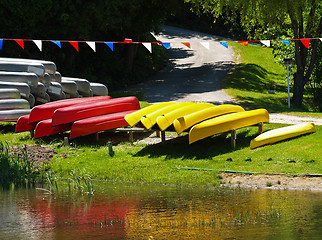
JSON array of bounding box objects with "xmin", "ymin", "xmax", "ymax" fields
[
  {"xmin": 0, "ymin": 99, "xmax": 30, "ymax": 110},
  {"xmin": 90, "ymin": 82, "xmax": 108, "ymax": 96},
  {"xmin": 0, "ymin": 72, "xmax": 38, "ymax": 87},
  {"xmin": 0, "ymin": 57, "xmax": 56, "ymax": 75},
  {"xmin": 0, "ymin": 88, "xmax": 21, "ymax": 99},
  {"xmin": 0, "ymin": 81, "xmax": 30, "ymax": 98},
  {"xmin": 0, "ymin": 61, "xmax": 45, "ymax": 76},
  {"xmin": 0, "ymin": 109, "xmax": 31, "ymax": 122}
]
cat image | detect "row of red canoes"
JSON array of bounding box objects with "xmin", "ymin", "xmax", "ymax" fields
[{"xmin": 15, "ymin": 96, "xmax": 140, "ymax": 139}]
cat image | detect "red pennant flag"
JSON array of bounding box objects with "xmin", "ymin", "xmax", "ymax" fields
[
  {"xmin": 69, "ymin": 41, "xmax": 79, "ymax": 51},
  {"xmin": 124, "ymin": 38, "xmax": 133, "ymax": 43},
  {"xmin": 238, "ymin": 41, "xmax": 248, "ymax": 47},
  {"xmin": 181, "ymin": 42, "xmax": 191, "ymax": 48},
  {"xmin": 300, "ymin": 39, "xmax": 310, "ymax": 49},
  {"xmin": 14, "ymin": 39, "xmax": 24, "ymax": 49}
]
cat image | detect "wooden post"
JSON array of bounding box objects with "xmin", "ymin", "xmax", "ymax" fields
[
  {"xmin": 30, "ymin": 129, "xmax": 34, "ymax": 138},
  {"xmin": 161, "ymin": 131, "xmax": 166, "ymax": 142},
  {"xmin": 63, "ymin": 137, "xmax": 70, "ymax": 146},
  {"xmin": 95, "ymin": 133, "xmax": 99, "ymax": 143},
  {"xmin": 156, "ymin": 131, "xmax": 161, "ymax": 137},
  {"xmin": 129, "ymin": 130, "xmax": 134, "ymax": 143},
  {"xmin": 258, "ymin": 122, "xmax": 263, "ymax": 134},
  {"xmin": 231, "ymin": 129, "xmax": 236, "ymax": 149}
]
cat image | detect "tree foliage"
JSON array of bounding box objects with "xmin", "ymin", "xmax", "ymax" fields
[
  {"xmin": 186, "ymin": 0, "xmax": 322, "ymax": 108},
  {"xmin": 0, "ymin": 0, "xmax": 178, "ymax": 88}
]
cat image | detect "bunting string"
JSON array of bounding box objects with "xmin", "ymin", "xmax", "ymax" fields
[{"xmin": 0, "ymin": 37, "xmax": 321, "ymax": 53}]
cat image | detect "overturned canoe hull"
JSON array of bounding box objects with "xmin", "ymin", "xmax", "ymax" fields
[
  {"xmin": 173, "ymin": 104, "xmax": 245, "ymax": 134},
  {"xmin": 15, "ymin": 115, "xmax": 36, "ymax": 133},
  {"xmin": 52, "ymin": 96, "xmax": 140, "ymax": 126},
  {"xmin": 189, "ymin": 109, "xmax": 269, "ymax": 144},
  {"xmin": 0, "ymin": 109, "xmax": 31, "ymax": 122},
  {"xmin": 125, "ymin": 102, "xmax": 176, "ymax": 127},
  {"xmin": 0, "ymin": 88, "xmax": 21, "ymax": 99},
  {"xmin": 0, "ymin": 99, "xmax": 30, "ymax": 110},
  {"xmin": 34, "ymin": 119, "xmax": 72, "ymax": 139},
  {"xmin": 70, "ymin": 110, "xmax": 136, "ymax": 139},
  {"xmin": 250, "ymin": 123, "xmax": 316, "ymax": 149}
]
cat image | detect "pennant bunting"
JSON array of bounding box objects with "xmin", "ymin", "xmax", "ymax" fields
[
  {"xmin": 220, "ymin": 42, "xmax": 228, "ymax": 48},
  {"xmin": 260, "ymin": 40, "xmax": 270, "ymax": 47},
  {"xmin": 279, "ymin": 40, "xmax": 289, "ymax": 45},
  {"xmin": 200, "ymin": 42, "xmax": 210, "ymax": 49},
  {"xmin": 69, "ymin": 41, "xmax": 79, "ymax": 51},
  {"xmin": 105, "ymin": 42, "xmax": 113, "ymax": 51},
  {"xmin": 124, "ymin": 38, "xmax": 133, "ymax": 43},
  {"xmin": 33, "ymin": 40, "xmax": 42, "ymax": 51},
  {"xmin": 320, "ymin": 38, "xmax": 322, "ymax": 41},
  {"xmin": 51, "ymin": 41, "xmax": 61, "ymax": 48},
  {"xmin": 162, "ymin": 42, "xmax": 171, "ymax": 49},
  {"xmin": 300, "ymin": 39, "xmax": 310, "ymax": 49},
  {"xmin": 0, "ymin": 39, "xmax": 3, "ymax": 50},
  {"xmin": 238, "ymin": 41, "xmax": 248, "ymax": 47},
  {"xmin": 14, "ymin": 39, "xmax": 24, "ymax": 49},
  {"xmin": 86, "ymin": 41, "xmax": 96, "ymax": 52},
  {"xmin": 181, "ymin": 42, "xmax": 191, "ymax": 48},
  {"xmin": 142, "ymin": 43, "xmax": 152, "ymax": 53}
]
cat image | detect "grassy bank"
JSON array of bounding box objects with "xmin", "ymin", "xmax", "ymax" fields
[{"xmin": 224, "ymin": 42, "xmax": 322, "ymax": 116}]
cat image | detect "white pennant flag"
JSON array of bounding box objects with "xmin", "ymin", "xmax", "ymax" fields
[
  {"xmin": 86, "ymin": 41, "xmax": 96, "ymax": 52},
  {"xmin": 142, "ymin": 43, "xmax": 152, "ymax": 53},
  {"xmin": 320, "ymin": 38, "xmax": 322, "ymax": 41},
  {"xmin": 260, "ymin": 40, "xmax": 270, "ymax": 47},
  {"xmin": 33, "ymin": 40, "xmax": 42, "ymax": 51},
  {"xmin": 200, "ymin": 42, "xmax": 210, "ymax": 49}
]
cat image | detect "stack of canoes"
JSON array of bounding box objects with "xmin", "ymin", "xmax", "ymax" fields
[
  {"xmin": 0, "ymin": 57, "xmax": 109, "ymax": 122},
  {"xmin": 15, "ymin": 96, "xmax": 140, "ymax": 139}
]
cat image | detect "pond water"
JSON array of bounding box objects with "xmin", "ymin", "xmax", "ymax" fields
[{"xmin": 0, "ymin": 184, "xmax": 321, "ymax": 239}]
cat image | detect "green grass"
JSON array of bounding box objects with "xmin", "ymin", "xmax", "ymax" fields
[{"xmin": 224, "ymin": 42, "xmax": 322, "ymax": 116}]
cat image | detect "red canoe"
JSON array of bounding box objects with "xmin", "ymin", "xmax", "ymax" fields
[
  {"xmin": 15, "ymin": 115, "xmax": 37, "ymax": 133},
  {"xmin": 29, "ymin": 96, "xmax": 112, "ymax": 123},
  {"xmin": 52, "ymin": 96, "xmax": 140, "ymax": 126},
  {"xmin": 33, "ymin": 119, "xmax": 73, "ymax": 139},
  {"xmin": 70, "ymin": 110, "xmax": 136, "ymax": 139}
]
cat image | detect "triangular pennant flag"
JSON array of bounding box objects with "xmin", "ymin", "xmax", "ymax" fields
[
  {"xmin": 200, "ymin": 42, "xmax": 210, "ymax": 49},
  {"xmin": 260, "ymin": 40, "xmax": 270, "ymax": 47},
  {"xmin": 162, "ymin": 42, "xmax": 171, "ymax": 49},
  {"xmin": 238, "ymin": 41, "xmax": 248, "ymax": 47},
  {"xmin": 124, "ymin": 38, "xmax": 133, "ymax": 43},
  {"xmin": 14, "ymin": 39, "xmax": 24, "ymax": 49},
  {"xmin": 0, "ymin": 39, "xmax": 3, "ymax": 50},
  {"xmin": 33, "ymin": 40, "xmax": 42, "ymax": 51},
  {"xmin": 142, "ymin": 43, "xmax": 152, "ymax": 53},
  {"xmin": 300, "ymin": 39, "xmax": 310, "ymax": 49},
  {"xmin": 69, "ymin": 41, "xmax": 79, "ymax": 51},
  {"xmin": 320, "ymin": 38, "xmax": 322, "ymax": 41},
  {"xmin": 105, "ymin": 42, "xmax": 113, "ymax": 51},
  {"xmin": 279, "ymin": 40, "xmax": 289, "ymax": 45},
  {"xmin": 181, "ymin": 42, "xmax": 191, "ymax": 48},
  {"xmin": 220, "ymin": 42, "xmax": 228, "ymax": 48},
  {"xmin": 86, "ymin": 41, "xmax": 96, "ymax": 52},
  {"xmin": 51, "ymin": 41, "xmax": 61, "ymax": 48}
]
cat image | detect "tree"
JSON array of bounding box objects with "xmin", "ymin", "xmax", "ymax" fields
[{"xmin": 186, "ymin": 0, "xmax": 322, "ymax": 108}]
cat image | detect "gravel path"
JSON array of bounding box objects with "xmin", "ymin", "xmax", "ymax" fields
[{"xmin": 127, "ymin": 26, "xmax": 322, "ymax": 125}]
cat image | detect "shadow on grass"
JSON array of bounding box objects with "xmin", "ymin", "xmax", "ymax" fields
[{"xmin": 134, "ymin": 129, "xmax": 258, "ymax": 160}]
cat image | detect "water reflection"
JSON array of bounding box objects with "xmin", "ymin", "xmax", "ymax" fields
[{"xmin": 0, "ymin": 185, "xmax": 321, "ymax": 239}]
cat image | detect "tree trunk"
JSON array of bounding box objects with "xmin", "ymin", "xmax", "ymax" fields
[{"xmin": 292, "ymin": 71, "xmax": 305, "ymax": 108}]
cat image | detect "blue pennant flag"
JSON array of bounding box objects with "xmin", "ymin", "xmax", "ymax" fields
[
  {"xmin": 105, "ymin": 42, "xmax": 114, "ymax": 51},
  {"xmin": 220, "ymin": 42, "xmax": 228, "ymax": 48},
  {"xmin": 51, "ymin": 40, "xmax": 61, "ymax": 48},
  {"xmin": 162, "ymin": 42, "xmax": 171, "ymax": 49},
  {"xmin": 279, "ymin": 40, "xmax": 289, "ymax": 45},
  {"xmin": 0, "ymin": 39, "xmax": 3, "ymax": 50}
]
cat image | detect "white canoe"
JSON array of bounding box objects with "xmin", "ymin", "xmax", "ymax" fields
[
  {"xmin": 0, "ymin": 88, "xmax": 21, "ymax": 99},
  {"xmin": 35, "ymin": 92, "xmax": 50, "ymax": 104},
  {"xmin": 31, "ymin": 82, "xmax": 46, "ymax": 97},
  {"xmin": 0, "ymin": 61, "xmax": 45, "ymax": 76},
  {"xmin": 0, "ymin": 99, "xmax": 30, "ymax": 110},
  {"xmin": 0, "ymin": 72, "xmax": 38, "ymax": 87},
  {"xmin": 60, "ymin": 79, "xmax": 78, "ymax": 94},
  {"xmin": 90, "ymin": 82, "xmax": 108, "ymax": 96},
  {"xmin": 0, "ymin": 109, "xmax": 31, "ymax": 122},
  {"xmin": 0, "ymin": 81, "xmax": 30, "ymax": 98},
  {"xmin": 48, "ymin": 82, "xmax": 63, "ymax": 95},
  {"xmin": 62, "ymin": 77, "xmax": 91, "ymax": 94},
  {"xmin": 38, "ymin": 73, "xmax": 51, "ymax": 88},
  {"xmin": 0, "ymin": 57, "xmax": 56, "ymax": 74},
  {"xmin": 27, "ymin": 94, "xmax": 35, "ymax": 108},
  {"xmin": 49, "ymin": 71, "xmax": 62, "ymax": 83}
]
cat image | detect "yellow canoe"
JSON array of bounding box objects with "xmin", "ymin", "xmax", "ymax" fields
[
  {"xmin": 141, "ymin": 102, "xmax": 195, "ymax": 130},
  {"xmin": 189, "ymin": 109, "xmax": 269, "ymax": 144},
  {"xmin": 156, "ymin": 103, "xmax": 214, "ymax": 131},
  {"xmin": 250, "ymin": 122, "xmax": 316, "ymax": 149},
  {"xmin": 173, "ymin": 104, "xmax": 245, "ymax": 134},
  {"xmin": 125, "ymin": 102, "xmax": 175, "ymax": 127}
]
